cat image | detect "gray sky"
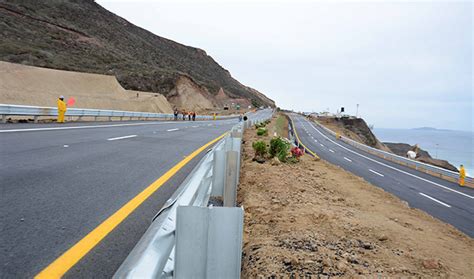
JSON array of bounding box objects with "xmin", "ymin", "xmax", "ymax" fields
[{"xmin": 98, "ymin": 0, "xmax": 473, "ymax": 131}]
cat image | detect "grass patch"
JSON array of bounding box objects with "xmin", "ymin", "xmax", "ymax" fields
[{"xmin": 275, "ymin": 115, "xmax": 288, "ymax": 138}]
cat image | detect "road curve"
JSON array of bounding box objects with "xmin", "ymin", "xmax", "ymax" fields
[
  {"xmin": 291, "ymin": 114, "xmax": 474, "ymax": 237},
  {"xmin": 0, "ymin": 110, "xmax": 270, "ymax": 278}
]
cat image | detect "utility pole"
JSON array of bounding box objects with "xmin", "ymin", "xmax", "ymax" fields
[{"xmin": 356, "ymin": 104, "xmax": 359, "ymax": 118}]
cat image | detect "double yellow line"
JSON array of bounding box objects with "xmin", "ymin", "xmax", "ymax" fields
[{"xmin": 36, "ymin": 132, "xmax": 227, "ymax": 278}]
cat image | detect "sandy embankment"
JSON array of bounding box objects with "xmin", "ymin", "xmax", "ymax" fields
[
  {"xmin": 0, "ymin": 61, "xmax": 173, "ymax": 113},
  {"xmin": 238, "ymin": 114, "xmax": 473, "ymax": 278}
]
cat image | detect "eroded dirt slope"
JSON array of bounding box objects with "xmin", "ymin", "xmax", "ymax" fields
[{"xmin": 238, "ymin": 119, "xmax": 473, "ymax": 278}]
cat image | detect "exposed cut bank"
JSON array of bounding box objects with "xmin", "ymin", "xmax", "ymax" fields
[
  {"xmin": 0, "ymin": 0, "xmax": 274, "ymax": 110},
  {"xmin": 238, "ymin": 115, "xmax": 473, "ymax": 278}
]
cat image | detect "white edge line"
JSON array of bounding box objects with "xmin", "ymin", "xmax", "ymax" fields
[
  {"xmin": 167, "ymin": 128, "xmax": 179, "ymax": 132},
  {"xmin": 0, "ymin": 122, "xmax": 175, "ymax": 133},
  {"xmin": 107, "ymin": 135, "xmax": 137, "ymax": 141},
  {"xmin": 419, "ymin": 192, "xmax": 451, "ymax": 207},
  {"xmin": 303, "ymin": 118, "xmax": 474, "ymax": 199},
  {"xmin": 369, "ymin": 169, "xmax": 385, "ymax": 177}
]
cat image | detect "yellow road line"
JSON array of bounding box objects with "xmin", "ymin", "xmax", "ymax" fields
[
  {"xmin": 35, "ymin": 132, "xmax": 228, "ymax": 279},
  {"xmin": 290, "ymin": 116, "xmax": 319, "ymax": 158}
]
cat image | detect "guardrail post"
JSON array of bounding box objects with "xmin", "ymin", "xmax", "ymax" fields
[
  {"xmin": 108, "ymin": 116, "xmax": 112, "ymax": 121},
  {"xmin": 1, "ymin": 115, "xmax": 6, "ymax": 123},
  {"xmin": 33, "ymin": 116, "xmax": 38, "ymax": 123},
  {"xmin": 175, "ymin": 206, "xmax": 243, "ymax": 279},
  {"xmin": 224, "ymin": 150, "xmax": 239, "ymax": 207},
  {"xmin": 94, "ymin": 116, "xmax": 98, "ymax": 121},
  {"xmin": 211, "ymin": 150, "xmax": 226, "ymax": 196}
]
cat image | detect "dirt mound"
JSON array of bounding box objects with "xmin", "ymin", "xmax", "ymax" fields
[
  {"xmin": 166, "ymin": 76, "xmax": 216, "ymax": 112},
  {"xmin": 385, "ymin": 142, "xmax": 458, "ymax": 172},
  {"xmin": 238, "ymin": 118, "xmax": 473, "ymax": 278},
  {"xmin": 0, "ymin": 61, "xmax": 173, "ymax": 113}
]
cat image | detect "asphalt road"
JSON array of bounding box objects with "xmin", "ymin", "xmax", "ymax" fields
[
  {"xmin": 0, "ymin": 110, "xmax": 271, "ymax": 278},
  {"xmin": 291, "ymin": 114, "xmax": 474, "ymax": 237}
]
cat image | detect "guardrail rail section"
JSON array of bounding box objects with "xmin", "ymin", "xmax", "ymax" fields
[
  {"xmin": 114, "ymin": 111, "xmax": 273, "ymax": 279},
  {"xmin": 0, "ymin": 104, "xmax": 237, "ymax": 122},
  {"xmin": 310, "ymin": 118, "xmax": 473, "ymax": 187}
]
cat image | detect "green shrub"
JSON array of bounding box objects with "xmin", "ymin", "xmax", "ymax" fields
[
  {"xmin": 254, "ymin": 122, "xmax": 266, "ymax": 129},
  {"xmin": 257, "ymin": 127, "xmax": 268, "ymax": 136},
  {"xmin": 286, "ymin": 156, "xmax": 299, "ymax": 164},
  {"xmin": 269, "ymin": 137, "xmax": 290, "ymax": 158},
  {"xmin": 252, "ymin": 141, "xmax": 267, "ymax": 157},
  {"xmin": 277, "ymin": 148, "xmax": 289, "ymax": 162}
]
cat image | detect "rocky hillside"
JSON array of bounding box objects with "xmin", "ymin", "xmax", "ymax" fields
[
  {"xmin": 384, "ymin": 143, "xmax": 458, "ymax": 172},
  {"xmin": 0, "ymin": 0, "xmax": 274, "ymax": 109},
  {"xmin": 314, "ymin": 116, "xmax": 391, "ymax": 152},
  {"xmin": 314, "ymin": 116, "xmax": 459, "ymax": 173}
]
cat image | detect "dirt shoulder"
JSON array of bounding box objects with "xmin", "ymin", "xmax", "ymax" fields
[{"xmin": 238, "ymin": 116, "xmax": 473, "ymax": 278}]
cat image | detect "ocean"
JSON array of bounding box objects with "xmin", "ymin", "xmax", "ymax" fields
[{"xmin": 373, "ymin": 128, "xmax": 474, "ymax": 177}]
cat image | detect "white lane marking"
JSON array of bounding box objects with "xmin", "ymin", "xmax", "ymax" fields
[
  {"xmin": 192, "ymin": 125, "xmax": 198, "ymax": 128},
  {"xmin": 320, "ymin": 143, "xmax": 324, "ymax": 147},
  {"xmin": 344, "ymin": 157, "xmax": 352, "ymax": 162},
  {"xmin": 315, "ymin": 139, "xmax": 318, "ymax": 142},
  {"xmin": 329, "ymin": 149, "xmax": 335, "ymax": 153},
  {"xmin": 419, "ymin": 192, "xmax": 451, "ymax": 208},
  {"xmin": 208, "ymin": 124, "xmax": 212, "ymax": 126},
  {"xmin": 0, "ymin": 122, "xmax": 174, "ymax": 133},
  {"xmin": 304, "ymin": 118, "xmax": 474, "ymax": 199},
  {"xmin": 369, "ymin": 169, "xmax": 385, "ymax": 177},
  {"xmin": 167, "ymin": 128, "xmax": 179, "ymax": 132},
  {"xmin": 63, "ymin": 145, "xmax": 69, "ymax": 148},
  {"xmin": 107, "ymin": 135, "xmax": 137, "ymax": 141}
]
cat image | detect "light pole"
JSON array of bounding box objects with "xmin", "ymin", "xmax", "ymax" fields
[{"xmin": 356, "ymin": 104, "xmax": 359, "ymax": 118}]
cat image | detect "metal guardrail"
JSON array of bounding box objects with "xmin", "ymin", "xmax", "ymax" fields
[
  {"xmin": 114, "ymin": 110, "xmax": 273, "ymax": 278},
  {"xmin": 0, "ymin": 104, "xmax": 237, "ymax": 123},
  {"xmin": 309, "ymin": 118, "xmax": 473, "ymax": 187}
]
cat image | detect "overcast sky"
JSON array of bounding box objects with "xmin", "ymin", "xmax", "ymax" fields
[{"xmin": 98, "ymin": 0, "xmax": 472, "ymax": 131}]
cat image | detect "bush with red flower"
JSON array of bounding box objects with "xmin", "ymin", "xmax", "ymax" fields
[{"xmin": 290, "ymin": 146, "xmax": 304, "ymax": 160}]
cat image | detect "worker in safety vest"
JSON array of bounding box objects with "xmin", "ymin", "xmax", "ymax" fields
[
  {"xmin": 57, "ymin": 95, "xmax": 67, "ymax": 123},
  {"xmin": 459, "ymin": 165, "xmax": 466, "ymax": 186}
]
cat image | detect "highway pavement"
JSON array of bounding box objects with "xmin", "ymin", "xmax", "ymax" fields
[
  {"xmin": 0, "ymin": 110, "xmax": 271, "ymax": 278},
  {"xmin": 291, "ymin": 114, "xmax": 474, "ymax": 237}
]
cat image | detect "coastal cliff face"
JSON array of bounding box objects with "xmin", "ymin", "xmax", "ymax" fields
[
  {"xmin": 314, "ymin": 116, "xmax": 391, "ymax": 152},
  {"xmin": 0, "ymin": 0, "xmax": 274, "ymax": 110},
  {"xmin": 313, "ymin": 116, "xmax": 459, "ymax": 173},
  {"xmin": 383, "ymin": 143, "xmax": 459, "ymax": 172}
]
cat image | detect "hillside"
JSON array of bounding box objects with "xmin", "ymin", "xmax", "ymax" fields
[
  {"xmin": 314, "ymin": 116, "xmax": 392, "ymax": 152},
  {"xmin": 312, "ymin": 116, "xmax": 459, "ymax": 173},
  {"xmin": 0, "ymin": 0, "xmax": 274, "ymax": 109}
]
